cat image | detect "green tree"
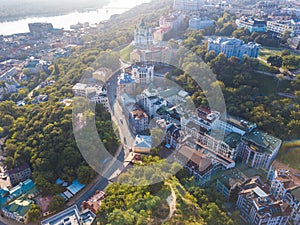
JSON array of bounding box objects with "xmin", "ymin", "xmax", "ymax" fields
[
  {"xmin": 267, "ymin": 56, "xmax": 283, "ymax": 67},
  {"xmin": 283, "ymin": 55, "xmax": 299, "ymax": 69},
  {"xmin": 49, "ymin": 196, "xmax": 65, "ymax": 212},
  {"xmin": 77, "ymin": 165, "xmax": 95, "ymax": 184},
  {"xmin": 53, "ymin": 63, "xmax": 60, "ymax": 76},
  {"xmin": 150, "ymin": 127, "xmax": 164, "ymax": 148},
  {"xmin": 27, "ymin": 204, "xmax": 41, "ymax": 223}
]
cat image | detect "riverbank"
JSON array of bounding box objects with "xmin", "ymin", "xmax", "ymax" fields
[
  {"xmin": 0, "ymin": 0, "xmax": 151, "ymax": 36},
  {"xmin": 0, "ymin": 0, "xmax": 109, "ymax": 23}
]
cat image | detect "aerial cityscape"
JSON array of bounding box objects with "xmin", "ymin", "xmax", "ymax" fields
[{"xmin": 0, "ymin": 0, "xmax": 299, "ymax": 224}]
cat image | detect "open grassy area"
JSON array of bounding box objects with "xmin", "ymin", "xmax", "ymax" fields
[
  {"xmin": 251, "ymin": 72, "xmax": 292, "ymax": 95},
  {"xmin": 120, "ymin": 44, "xmax": 134, "ymax": 62},
  {"xmin": 259, "ymin": 46, "xmax": 300, "ymax": 60},
  {"xmin": 277, "ymin": 141, "xmax": 300, "ymax": 170},
  {"xmin": 258, "ymin": 60, "xmax": 275, "ymax": 73}
]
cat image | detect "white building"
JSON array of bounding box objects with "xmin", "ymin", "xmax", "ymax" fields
[
  {"xmin": 207, "ymin": 37, "xmax": 261, "ymax": 59},
  {"xmin": 41, "ymin": 205, "xmax": 95, "ymax": 225},
  {"xmin": 189, "ymin": 17, "xmax": 214, "ymax": 30},
  {"xmin": 236, "ymin": 16, "xmax": 267, "ymax": 33},
  {"xmin": 129, "ymin": 104, "xmax": 149, "ymax": 133},
  {"xmin": 139, "ymin": 86, "xmax": 167, "ymax": 118},
  {"xmin": 267, "ymin": 19, "xmax": 300, "ymax": 37},
  {"xmin": 72, "ymin": 83, "xmax": 110, "ymax": 111},
  {"xmin": 131, "ymin": 64, "xmax": 154, "ymax": 84},
  {"xmin": 159, "ymin": 12, "xmax": 184, "ymax": 31},
  {"xmin": 267, "ymin": 161, "xmax": 300, "ymax": 225},
  {"xmin": 236, "ymin": 130, "xmax": 281, "ymax": 169},
  {"xmin": 134, "ymin": 20, "xmax": 154, "ymax": 50},
  {"xmin": 133, "ymin": 135, "xmax": 152, "ymax": 153},
  {"xmin": 180, "ymin": 106, "xmax": 281, "ymax": 169},
  {"xmin": 173, "ymin": 0, "xmax": 205, "ymax": 12},
  {"xmin": 236, "ymin": 178, "xmax": 290, "ymax": 225}
]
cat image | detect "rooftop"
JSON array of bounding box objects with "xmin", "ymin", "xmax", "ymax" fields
[
  {"xmin": 159, "ymin": 87, "xmax": 180, "ymax": 98},
  {"xmin": 271, "ymin": 160, "xmax": 300, "ymax": 191},
  {"xmin": 133, "ymin": 135, "xmax": 152, "ymax": 149},
  {"xmin": 225, "ymin": 114, "xmax": 257, "ymax": 133},
  {"xmin": 291, "ymin": 186, "xmax": 300, "ymax": 201},
  {"xmin": 224, "ymin": 132, "xmax": 242, "ymax": 148},
  {"xmin": 7, "ymin": 163, "xmax": 30, "ymax": 175},
  {"xmin": 176, "ymin": 145, "xmax": 212, "ymax": 173},
  {"xmin": 41, "ymin": 205, "xmax": 95, "ymax": 225},
  {"xmin": 81, "ymin": 190, "xmax": 105, "ymax": 213},
  {"xmin": 131, "ymin": 104, "xmax": 148, "ymax": 119},
  {"xmin": 118, "ymin": 72, "xmax": 136, "ymax": 85},
  {"xmin": 4, "ymin": 198, "xmax": 33, "ymax": 217},
  {"xmin": 242, "ymin": 129, "xmax": 281, "ymax": 154}
]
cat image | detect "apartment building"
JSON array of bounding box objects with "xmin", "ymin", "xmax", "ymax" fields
[
  {"xmin": 189, "ymin": 17, "xmax": 214, "ymax": 30},
  {"xmin": 7, "ymin": 163, "xmax": 32, "ymax": 186},
  {"xmin": 236, "ymin": 178, "xmax": 290, "ymax": 225},
  {"xmin": 267, "ymin": 19, "xmax": 300, "ymax": 37},
  {"xmin": 236, "ymin": 16, "xmax": 267, "ymax": 33},
  {"xmin": 129, "ymin": 103, "xmax": 149, "ymax": 133},
  {"xmin": 267, "ymin": 161, "xmax": 300, "ymax": 225}
]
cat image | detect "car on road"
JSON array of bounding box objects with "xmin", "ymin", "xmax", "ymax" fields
[
  {"xmin": 120, "ymin": 118, "xmax": 123, "ymax": 124},
  {"xmin": 123, "ymin": 137, "xmax": 126, "ymax": 144}
]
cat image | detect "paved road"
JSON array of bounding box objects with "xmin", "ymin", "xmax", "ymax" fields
[
  {"xmin": 74, "ymin": 150, "xmax": 123, "ymax": 208},
  {"xmin": 107, "ymin": 70, "xmax": 135, "ymax": 156},
  {"xmin": 71, "ymin": 69, "xmax": 135, "ymax": 208}
]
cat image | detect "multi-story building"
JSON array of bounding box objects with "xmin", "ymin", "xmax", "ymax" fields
[
  {"xmin": 189, "ymin": 17, "xmax": 214, "ymax": 30},
  {"xmin": 130, "ymin": 46, "xmax": 172, "ymax": 63},
  {"xmin": 134, "ymin": 20, "xmax": 154, "ymax": 50},
  {"xmin": 267, "ymin": 161, "xmax": 300, "ymax": 225},
  {"xmin": 175, "ymin": 144, "xmax": 214, "ymax": 186},
  {"xmin": 181, "ymin": 116, "xmax": 238, "ymax": 160},
  {"xmin": 207, "ymin": 37, "xmax": 261, "ymax": 59},
  {"xmin": 81, "ymin": 190, "xmax": 105, "ymax": 214},
  {"xmin": 173, "ymin": 0, "xmax": 204, "ymax": 12},
  {"xmin": 0, "ymin": 179, "xmax": 35, "ymax": 207},
  {"xmin": 131, "ymin": 64, "xmax": 154, "ymax": 84},
  {"xmin": 139, "ymin": 86, "xmax": 167, "ymax": 118},
  {"xmin": 72, "ymin": 83, "xmax": 110, "ymax": 111},
  {"xmin": 153, "ymin": 12, "xmax": 185, "ymax": 42},
  {"xmin": 165, "ymin": 123, "xmax": 181, "ymax": 149},
  {"xmin": 236, "ymin": 130, "xmax": 281, "ymax": 169},
  {"xmin": 129, "ymin": 104, "xmax": 149, "ymax": 133},
  {"xmin": 133, "ymin": 135, "xmax": 152, "ymax": 153},
  {"xmin": 2, "ymin": 198, "xmax": 34, "ymax": 224},
  {"xmin": 159, "ymin": 12, "xmax": 184, "ymax": 31},
  {"xmin": 236, "ymin": 16, "xmax": 267, "ymax": 33},
  {"xmin": 180, "ymin": 106, "xmax": 281, "ymax": 170},
  {"xmin": 236, "ymin": 177, "xmax": 290, "ymax": 225},
  {"xmin": 267, "ymin": 19, "xmax": 300, "ymax": 37},
  {"xmin": 117, "ymin": 71, "xmax": 136, "ymax": 96},
  {"xmin": 41, "ymin": 205, "xmax": 95, "ymax": 225},
  {"xmin": 28, "ymin": 23, "xmax": 54, "ymax": 39},
  {"xmin": 7, "ymin": 163, "xmax": 32, "ymax": 186},
  {"xmin": 217, "ymin": 170, "xmax": 250, "ymax": 203},
  {"xmin": 287, "ymin": 36, "xmax": 300, "ymax": 49},
  {"xmin": 216, "ymin": 115, "xmax": 257, "ymax": 136}
]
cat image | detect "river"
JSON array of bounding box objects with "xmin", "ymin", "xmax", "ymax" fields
[{"xmin": 0, "ymin": 0, "xmax": 151, "ymax": 36}]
